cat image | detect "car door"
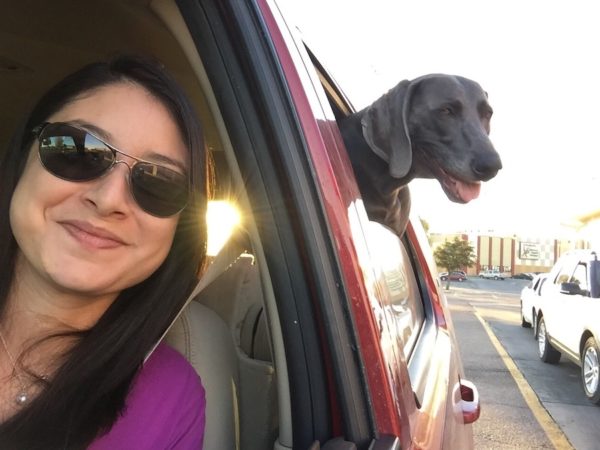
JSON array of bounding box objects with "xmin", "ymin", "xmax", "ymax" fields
[
  {"xmin": 562, "ymin": 261, "xmax": 590, "ymax": 354},
  {"xmin": 543, "ymin": 257, "xmax": 573, "ymax": 344},
  {"xmin": 179, "ymin": 2, "xmax": 374, "ymax": 446},
  {"xmin": 547, "ymin": 256, "xmax": 581, "ymax": 350},
  {"xmin": 180, "ymin": 1, "xmax": 477, "ymax": 448},
  {"xmin": 263, "ymin": 6, "xmax": 478, "ymax": 448}
]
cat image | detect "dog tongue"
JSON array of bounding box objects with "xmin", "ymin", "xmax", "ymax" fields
[{"xmin": 455, "ymin": 180, "xmax": 481, "ymax": 202}]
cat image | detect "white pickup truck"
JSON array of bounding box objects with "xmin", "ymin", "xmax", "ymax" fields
[
  {"xmin": 478, "ymin": 269, "xmax": 510, "ymax": 280},
  {"xmin": 535, "ymin": 249, "xmax": 600, "ymax": 404}
]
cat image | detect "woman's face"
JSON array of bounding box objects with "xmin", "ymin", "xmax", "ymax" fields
[{"xmin": 9, "ymin": 82, "xmax": 188, "ymax": 300}]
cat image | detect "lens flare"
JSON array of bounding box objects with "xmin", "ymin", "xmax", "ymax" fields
[{"xmin": 206, "ymin": 201, "xmax": 241, "ymax": 256}]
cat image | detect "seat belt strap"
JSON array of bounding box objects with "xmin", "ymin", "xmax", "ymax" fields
[{"xmin": 145, "ymin": 230, "xmax": 249, "ymax": 362}]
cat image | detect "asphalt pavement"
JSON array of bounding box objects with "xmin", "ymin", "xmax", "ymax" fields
[
  {"xmin": 441, "ymin": 276, "xmax": 530, "ymax": 296},
  {"xmin": 449, "ymin": 292, "xmax": 555, "ymax": 449},
  {"xmin": 446, "ymin": 277, "xmax": 600, "ymax": 450}
]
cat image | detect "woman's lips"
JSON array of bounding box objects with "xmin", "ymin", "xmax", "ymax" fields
[{"xmin": 60, "ymin": 221, "xmax": 126, "ymax": 250}]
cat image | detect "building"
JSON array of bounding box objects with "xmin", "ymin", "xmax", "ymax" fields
[{"xmin": 431, "ymin": 233, "xmax": 590, "ymax": 276}]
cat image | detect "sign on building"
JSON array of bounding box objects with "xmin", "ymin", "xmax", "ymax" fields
[{"xmin": 519, "ymin": 242, "xmax": 540, "ymax": 260}]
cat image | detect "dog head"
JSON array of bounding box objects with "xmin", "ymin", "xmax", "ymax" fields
[{"xmin": 361, "ymin": 74, "xmax": 502, "ymax": 203}]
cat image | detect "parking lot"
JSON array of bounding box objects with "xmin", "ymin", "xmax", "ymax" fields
[
  {"xmin": 445, "ymin": 278, "xmax": 600, "ymax": 450},
  {"xmin": 444, "ymin": 276, "xmax": 531, "ymax": 295}
]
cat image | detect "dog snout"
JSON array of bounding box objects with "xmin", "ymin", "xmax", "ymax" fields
[{"xmin": 471, "ymin": 152, "xmax": 502, "ymax": 181}]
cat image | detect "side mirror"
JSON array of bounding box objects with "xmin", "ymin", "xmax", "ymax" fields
[{"xmin": 560, "ymin": 282, "xmax": 583, "ymax": 296}]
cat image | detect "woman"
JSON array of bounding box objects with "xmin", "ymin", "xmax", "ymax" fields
[{"xmin": 0, "ymin": 55, "xmax": 209, "ymax": 448}]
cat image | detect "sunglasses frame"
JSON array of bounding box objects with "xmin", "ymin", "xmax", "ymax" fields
[{"xmin": 32, "ymin": 122, "xmax": 189, "ymax": 218}]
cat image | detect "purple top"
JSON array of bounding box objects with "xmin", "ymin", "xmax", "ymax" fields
[{"xmin": 89, "ymin": 343, "xmax": 205, "ymax": 449}]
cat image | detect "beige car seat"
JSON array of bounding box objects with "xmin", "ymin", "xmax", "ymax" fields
[
  {"xmin": 165, "ymin": 232, "xmax": 277, "ymax": 450},
  {"xmin": 166, "ymin": 301, "xmax": 240, "ymax": 450}
]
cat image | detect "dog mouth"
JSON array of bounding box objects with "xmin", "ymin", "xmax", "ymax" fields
[{"xmin": 437, "ymin": 168, "xmax": 481, "ymax": 204}]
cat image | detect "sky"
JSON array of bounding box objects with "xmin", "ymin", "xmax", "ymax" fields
[{"xmin": 278, "ymin": 0, "xmax": 600, "ymax": 238}]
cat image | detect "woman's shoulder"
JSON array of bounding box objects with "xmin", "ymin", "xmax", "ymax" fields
[
  {"xmin": 89, "ymin": 343, "xmax": 205, "ymax": 449},
  {"xmin": 143, "ymin": 342, "xmax": 202, "ymax": 387},
  {"xmin": 131, "ymin": 341, "xmax": 205, "ymax": 414}
]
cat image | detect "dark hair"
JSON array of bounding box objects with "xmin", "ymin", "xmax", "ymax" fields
[{"xmin": 0, "ymin": 55, "xmax": 208, "ymax": 449}]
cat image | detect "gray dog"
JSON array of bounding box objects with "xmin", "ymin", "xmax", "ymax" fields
[{"xmin": 338, "ymin": 74, "xmax": 502, "ymax": 236}]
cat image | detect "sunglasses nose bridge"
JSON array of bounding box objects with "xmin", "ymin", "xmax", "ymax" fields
[
  {"xmin": 92, "ymin": 158, "xmax": 138, "ymax": 211},
  {"xmin": 113, "ymin": 159, "xmax": 133, "ymax": 172}
]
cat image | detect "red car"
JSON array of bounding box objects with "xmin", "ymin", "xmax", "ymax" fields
[
  {"xmin": 440, "ymin": 271, "xmax": 468, "ymax": 282},
  {"xmin": 5, "ymin": 1, "xmax": 479, "ymax": 448}
]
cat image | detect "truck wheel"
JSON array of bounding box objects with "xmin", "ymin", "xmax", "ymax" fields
[
  {"xmin": 582, "ymin": 337, "xmax": 600, "ymax": 404},
  {"xmin": 538, "ymin": 317, "xmax": 561, "ymax": 363}
]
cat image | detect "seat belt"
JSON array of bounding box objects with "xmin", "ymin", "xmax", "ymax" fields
[{"xmin": 145, "ymin": 229, "xmax": 249, "ymax": 362}]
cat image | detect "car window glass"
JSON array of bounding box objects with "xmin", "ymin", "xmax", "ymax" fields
[
  {"xmin": 365, "ymin": 221, "xmax": 425, "ymax": 358},
  {"xmin": 555, "ymin": 264, "xmax": 573, "ymax": 285},
  {"xmin": 537, "ymin": 277, "xmax": 547, "ymax": 295},
  {"xmin": 571, "ymin": 262, "xmax": 589, "ymax": 292}
]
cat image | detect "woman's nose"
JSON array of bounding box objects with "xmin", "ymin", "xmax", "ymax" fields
[{"xmin": 83, "ymin": 163, "xmax": 134, "ymax": 217}]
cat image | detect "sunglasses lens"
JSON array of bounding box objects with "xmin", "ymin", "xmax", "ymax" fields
[
  {"xmin": 38, "ymin": 123, "xmax": 114, "ymax": 181},
  {"xmin": 131, "ymin": 163, "xmax": 188, "ymax": 217},
  {"xmin": 36, "ymin": 123, "xmax": 188, "ymax": 218}
]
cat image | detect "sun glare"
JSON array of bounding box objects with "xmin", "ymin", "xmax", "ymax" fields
[{"xmin": 206, "ymin": 200, "xmax": 241, "ymax": 256}]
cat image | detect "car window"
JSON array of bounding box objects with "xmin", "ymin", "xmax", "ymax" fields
[
  {"xmin": 537, "ymin": 277, "xmax": 547, "ymax": 295},
  {"xmin": 365, "ymin": 221, "xmax": 425, "ymax": 358},
  {"xmin": 555, "ymin": 264, "xmax": 573, "ymax": 285},
  {"xmin": 571, "ymin": 262, "xmax": 589, "ymax": 292}
]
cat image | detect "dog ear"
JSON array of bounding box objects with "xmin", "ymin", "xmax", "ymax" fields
[{"xmin": 361, "ymin": 79, "xmax": 413, "ymax": 179}]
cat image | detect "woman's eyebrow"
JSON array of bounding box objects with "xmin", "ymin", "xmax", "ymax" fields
[
  {"xmin": 146, "ymin": 152, "xmax": 187, "ymax": 173},
  {"xmin": 69, "ymin": 119, "xmax": 187, "ymax": 173},
  {"xmin": 71, "ymin": 119, "xmax": 114, "ymax": 142}
]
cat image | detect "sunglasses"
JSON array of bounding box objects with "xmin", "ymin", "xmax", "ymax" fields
[{"xmin": 33, "ymin": 122, "xmax": 189, "ymax": 218}]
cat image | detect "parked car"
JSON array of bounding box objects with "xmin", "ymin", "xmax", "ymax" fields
[
  {"xmin": 4, "ymin": 0, "xmax": 479, "ymax": 448},
  {"xmin": 513, "ymin": 272, "xmax": 534, "ymax": 280},
  {"xmin": 520, "ymin": 274, "xmax": 548, "ymax": 329},
  {"xmin": 440, "ymin": 271, "xmax": 467, "ymax": 281},
  {"xmin": 535, "ymin": 250, "xmax": 600, "ymax": 404},
  {"xmin": 478, "ymin": 269, "xmax": 509, "ymax": 280}
]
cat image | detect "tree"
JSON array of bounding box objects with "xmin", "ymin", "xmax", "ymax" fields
[{"xmin": 434, "ymin": 237, "xmax": 476, "ymax": 290}]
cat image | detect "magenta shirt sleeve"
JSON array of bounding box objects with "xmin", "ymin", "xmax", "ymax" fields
[{"xmin": 89, "ymin": 343, "xmax": 205, "ymax": 450}]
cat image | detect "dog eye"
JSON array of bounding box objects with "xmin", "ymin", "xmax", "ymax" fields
[
  {"xmin": 439, "ymin": 102, "xmax": 463, "ymax": 117},
  {"xmin": 479, "ymin": 104, "xmax": 493, "ymax": 120}
]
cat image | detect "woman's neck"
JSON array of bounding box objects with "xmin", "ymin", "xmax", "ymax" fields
[
  {"xmin": 3, "ymin": 255, "xmax": 118, "ymax": 348},
  {"xmin": 0, "ymin": 256, "xmax": 120, "ymax": 421}
]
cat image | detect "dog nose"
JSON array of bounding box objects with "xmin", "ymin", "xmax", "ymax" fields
[{"xmin": 471, "ymin": 153, "xmax": 502, "ymax": 181}]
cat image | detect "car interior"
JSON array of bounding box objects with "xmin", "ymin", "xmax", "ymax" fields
[
  {"xmin": 2, "ymin": 1, "xmax": 290, "ymax": 449},
  {"xmin": 3, "ymin": 1, "xmax": 444, "ymax": 448}
]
